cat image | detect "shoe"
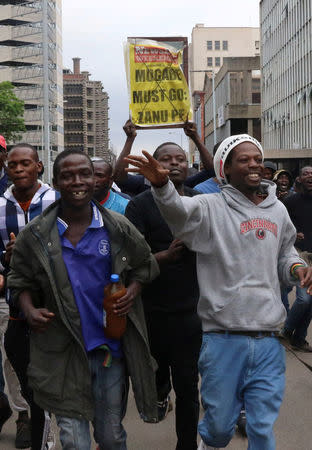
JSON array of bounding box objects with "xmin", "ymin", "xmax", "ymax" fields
[
  {"xmin": 15, "ymin": 416, "xmax": 31, "ymax": 449},
  {"xmin": 45, "ymin": 429, "xmax": 56, "ymax": 450},
  {"xmin": 0, "ymin": 392, "xmax": 12, "ymax": 433},
  {"xmin": 236, "ymin": 409, "xmax": 247, "ymax": 437},
  {"xmin": 291, "ymin": 339, "xmax": 312, "ymax": 352},
  {"xmin": 279, "ymin": 328, "xmax": 293, "ymax": 341},
  {"xmin": 197, "ymin": 439, "xmax": 218, "ymax": 449},
  {"xmin": 157, "ymin": 395, "xmax": 173, "ymax": 421}
]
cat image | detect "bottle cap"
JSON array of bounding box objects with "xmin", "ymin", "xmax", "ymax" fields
[{"xmin": 110, "ymin": 274, "xmax": 120, "ymax": 283}]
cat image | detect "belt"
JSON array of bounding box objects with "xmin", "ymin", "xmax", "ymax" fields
[{"xmin": 205, "ymin": 330, "xmax": 279, "ymax": 338}]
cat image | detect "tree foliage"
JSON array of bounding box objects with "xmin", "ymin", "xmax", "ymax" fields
[{"xmin": 0, "ymin": 81, "xmax": 26, "ymax": 143}]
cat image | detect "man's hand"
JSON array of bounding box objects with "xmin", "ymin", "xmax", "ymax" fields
[
  {"xmin": 297, "ymin": 232, "xmax": 304, "ymax": 241},
  {"xmin": 156, "ymin": 239, "xmax": 186, "ymax": 265},
  {"xmin": 296, "ymin": 267, "xmax": 312, "ymax": 295},
  {"xmin": 183, "ymin": 121, "xmax": 200, "ymax": 142},
  {"xmin": 24, "ymin": 307, "xmax": 55, "ymax": 333},
  {"xmin": 123, "ymin": 120, "xmax": 137, "ymax": 140},
  {"xmin": 113, "ymin": 280, "xmax": 142, "ymax": 316},
  {"xmin": 125, "ymin": 151, "xmax": 169, "ymax": 187},
  {"xmin": 5, "ymin": 232, "xmax": 16, "ymax": 265}
]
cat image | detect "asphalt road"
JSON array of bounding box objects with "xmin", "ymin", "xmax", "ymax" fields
[{"xmin": 1, "ymin": 296, "xmax": 312, "ymax": 449}]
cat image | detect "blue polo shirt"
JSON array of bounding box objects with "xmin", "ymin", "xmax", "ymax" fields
[{"xmin": 57, "ymin": 203, "xmax": 121, "ymax": 356}]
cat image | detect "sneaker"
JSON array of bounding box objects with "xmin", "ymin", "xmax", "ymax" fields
[
  {"xmin": 197, "ymin": 439, "xmax": 218, "ymax": 450},
  {"xmin": 15, "ymin": 416, "xmax": 31, "ymax": 449},
  {"xmin": 157, "ymin": 395, "xmax": 173, "ymax": 421},
  {"xmin": 45, "ymin": 429, "xmax": 56, "ymax": 450},
  {"xmin": 0, "ymin": 392, "xmax": 12, "ymax": 433},
  {"xmin": 291, "ymin": 339, "xmax": 312, "ymax": 352},
  {"xmin": 236, "ymin": 409, "xmax": 247, "ymax": 437}
]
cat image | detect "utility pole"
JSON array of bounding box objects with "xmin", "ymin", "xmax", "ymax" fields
[{"xmin": 190, "ymin": 70, "xmax": 217, "ymax": 145}]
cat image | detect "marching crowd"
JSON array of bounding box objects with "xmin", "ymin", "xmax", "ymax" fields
[{"xmin": 0, "ymin": 121, "xmax": 311, "ymax": 450}]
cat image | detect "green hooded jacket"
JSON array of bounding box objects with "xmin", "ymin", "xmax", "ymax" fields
[{"xmin": 7, "ymin": 200, "xmax": 159, "ymax": 422}]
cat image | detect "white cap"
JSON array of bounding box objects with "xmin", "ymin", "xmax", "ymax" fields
[{"xmin": 214, "ymin": 134, "xmax": 264, "ymax": 184}]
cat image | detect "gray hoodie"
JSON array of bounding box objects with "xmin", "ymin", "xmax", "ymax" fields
[{"xmin": 152, "ymin": 179, "xmax": 306, "ymax": 332}]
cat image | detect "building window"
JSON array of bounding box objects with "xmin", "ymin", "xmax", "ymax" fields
[
  {"xmin": 207, "ymin": 40, "xmax": 212, "ymax": 50},
  {"xmin": 215, "ymin": 40, "xmax": 220, "ymax": 50},
  {"xmin": 252, "ymin": 92, "xmax": 261, "ymax": 104},
  {"xmin": 222, "ymin": 40, "xmax": 228, "ymax": 50},
  {"xmin": 207, "ymin": 57, "xmax": 213, "ymax": 67},
  {"xmin": 87, "ymin": 100, "xmax": 93, "ymax": 108},
  {"xmin": 255, "ymin": 40, "xmax": 260, "ymax": 50},
  {"xmin": 87, "ymin": 148, "xmax": 94, "ymax": 156},
  {"xmin": 215, "ymin": 57, "xmax": 221, "ymax": 67}
]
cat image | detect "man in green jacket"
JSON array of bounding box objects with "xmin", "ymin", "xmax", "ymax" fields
[{"xmin": 7, "ymin": 149, "xmax": 159, "ymax": 450}]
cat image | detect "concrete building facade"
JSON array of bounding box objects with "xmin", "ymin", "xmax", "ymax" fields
[
  {"xmin": 201, "ymin": 56, "xmax": 261, "ymax": 158},
  {"xmin": 63, "ymin": 58, "xmax": 109, "ymax": 160},
  {"xmin": 189, "ymin": 25, "xmax": 260, "ymax": 158},
  {"xmin": 260, "ymin": 0, "xmax": 312, "ymax": 169},
  {"xmin": 0, "ymin": 0, "xmax": 63, "ymax": 182},
  {"xmin": 189, "ymin": 25, "xmax": 260, "ymax": 96}
]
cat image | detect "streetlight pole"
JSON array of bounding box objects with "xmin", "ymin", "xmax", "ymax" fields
[
  {"xmin": 190, "ymin": 69, "xmax": 217, "ymax": 146},
  {"xmin": 211, "ymin": 72, "xmax": 216, "ymax": 146},
  {"xmin": 42, "ymin": 0, "xmax": 50, "ymax": 183}
]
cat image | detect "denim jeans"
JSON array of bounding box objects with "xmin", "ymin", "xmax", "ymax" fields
[
  {"xmin": 285, "ymin": 286, "xmax": 312, "ymax": 344},
  {"xmin": 56, "ymin": 350, "xmax": 127, "ymax": 450},
  {"xmin": 198, "ymin": 332, "xmax": 285, "ymax": 450},
  {"xmin": 280, "ymin": 286, "xmax": 293, "ymax": 314}
]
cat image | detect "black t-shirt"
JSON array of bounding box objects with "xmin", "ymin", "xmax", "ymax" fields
[
  {"xmin": 125, "ymin": 187, "xmax": 199, "ymax": 313},
  {"xmin": 284, "ymin": 192, "xmax": 312, "ymax": 252}
]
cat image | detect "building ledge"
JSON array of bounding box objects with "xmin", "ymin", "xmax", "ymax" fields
[{"xmin": 264, "ymin": 149, "xmax": 312, "ymax": 159}]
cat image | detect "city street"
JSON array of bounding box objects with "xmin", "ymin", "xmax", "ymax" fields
[{"xmin": 0, "ymin": 335, "xmax": 312, "ymax": 450}]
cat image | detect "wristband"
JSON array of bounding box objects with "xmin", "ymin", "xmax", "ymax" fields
[{"xmin": 290, "ymin": 263, "xmax": 305, "ymax": 279}]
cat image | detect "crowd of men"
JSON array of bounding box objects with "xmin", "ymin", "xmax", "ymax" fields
[{"xmin": 0, "ymin": 122, "xmax": 311, "ymax": 450}]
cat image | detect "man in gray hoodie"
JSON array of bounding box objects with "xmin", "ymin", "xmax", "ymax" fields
[{"xmin": 124, "ymin": 134, "xmax": 312, "ymax": 450}]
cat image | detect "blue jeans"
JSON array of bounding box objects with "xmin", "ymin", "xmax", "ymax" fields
[
  {"xmin": 285, "ymin": 286, "xmax": 312, "ymax": 344},
  {"xmin": 198, "ymin": 333, "xmax": 285, "ymax": 449},
  {"xmin": 280, "ymin": 286, "xmax": 292, "ymax": 314},
  {"xmin": 56, "ymin": 351, "xmax": 127, "ymax": 450}
]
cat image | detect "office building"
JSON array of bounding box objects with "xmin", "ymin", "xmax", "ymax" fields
[
  {"xmin": 201, "ymin": 56, "xmax": 261, "ymax": 156},
  {"xmin": 63, "ymin": 57, "xmax": 109, "ymax": 159},
  {"xmin": 261, "ymin": 0, "xmax": 312, "ymax": 168},
  {"xmin": 0, "ymin": 0, "xmax": 63, "ymax": 182}
]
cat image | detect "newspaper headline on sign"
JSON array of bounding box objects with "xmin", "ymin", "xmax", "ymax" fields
[{"xmin": 124, "ymin": 38, "xmax": 193, "ymax": 127}]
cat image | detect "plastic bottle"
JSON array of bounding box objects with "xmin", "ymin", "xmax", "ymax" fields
[{"xmin": 103, "ymin": 274, "xmax": 127, "ymax": 339}]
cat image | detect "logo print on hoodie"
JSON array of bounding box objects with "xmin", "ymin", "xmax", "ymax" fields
[
  {"xmin": 240, "ymin": 218, "xmax": 277, "ymax": 239},
  {"xmin": 256, "ymin": 229, "xmax": 266, "ymax": 240}
]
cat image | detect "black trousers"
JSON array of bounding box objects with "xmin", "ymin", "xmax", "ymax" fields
[
  {"xmin": 146, "ymin": 310, "xmax": 202, "ymax": 450},
  {"xmin": 4, "ymin": 319, "xmax": 45, "ymax": 450}
]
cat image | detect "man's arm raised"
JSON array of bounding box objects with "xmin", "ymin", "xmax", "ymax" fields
[
  {"xmin": 183, "ymin": 121, "xmax": 213, "ymax": 172},
  {"xmin": 113, "ymin": 120, "xmax": 137, "ymax": 184}
]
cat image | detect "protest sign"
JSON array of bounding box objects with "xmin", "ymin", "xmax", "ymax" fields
[{"xmin": 124, "ymin": 37, "xmax": 193, "ymax": 128}]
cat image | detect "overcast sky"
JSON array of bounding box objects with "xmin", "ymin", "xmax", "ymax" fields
[{"xmin": 62, "ymin": 0, "xmax": 260, "ymax": 157}]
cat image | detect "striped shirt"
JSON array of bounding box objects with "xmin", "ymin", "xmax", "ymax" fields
[{"xmin": 0, "ymin": 181, "xmax": 59, "ymax": 255}]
